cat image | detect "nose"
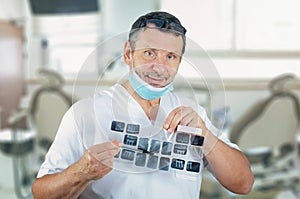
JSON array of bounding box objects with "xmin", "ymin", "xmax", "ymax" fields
[
  {"xmin": 151, "ymin": 53, "xmax": 168, "ymax": 73},
  {"xmin": 154, "ymin": 53, "xmax": 168, "ymax": 65},
  {"xmin": 152, "ymin": 62, "xmax": 167, "ymax": 74}
]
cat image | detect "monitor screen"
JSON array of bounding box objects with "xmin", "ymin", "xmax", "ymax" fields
[{"xmin": 29, "ymin": 0, "xmax": 99, "ymax": 15}]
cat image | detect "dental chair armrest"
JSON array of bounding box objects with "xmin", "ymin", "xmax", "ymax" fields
[
  {"xmin": 244, "ymin": 146, "xmax": 273, "ymax": 166},
  {"xmin": 8, "ymin": 109, "xmax": 29, "ymax": 127}
]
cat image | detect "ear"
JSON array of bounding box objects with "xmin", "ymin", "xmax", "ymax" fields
[{"xmin": 123, "ymin": 41, "xmax": 132, "ymax": 67}]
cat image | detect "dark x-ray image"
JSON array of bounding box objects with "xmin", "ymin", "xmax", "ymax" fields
[
  {"xmin": 111, "ymin": 121, "xmax": 125, "ymax": 132},
  {"xmin": 173, "ymin": 144, "xmax": 187, "ymax": 155},
  {"xmin": 159, "ymin": 157, "xmax": 170, "ymax": 171},
  {"xmin": 126, "ymin": 124, "xmax": 140, "ymax": 134},
  {"xmin": 135, "ymin": 153, "xmax": 146, "ymax": 167},
  {"xmin": 186, "ymin": 161, "xmax": 200, "ymax": 173},
  {"xmin": 190, "ymin": 135, "xmax": 204, "ymax": 146},
  {"xmin": 150, "ymin": 140, "xmax": 161, "ymax": 153},
  {"xmin": 123, "ymin": 135, "xmax": 138, "ymax": 146},
  {"xmin": 176, "ymin": 133, "xmax": 189, "ymax": 144},
  {"xmin": 147, "ymin": 155, "xmax": 158, "ymax": 169},
  {"xmin": 171, "ymin": 158, "xmax": 185, "ymax": 170},
  {"xmin": 161, "ymin": 141, "xmax": 172, "ymax": 155},
  {"xmin": 121, "ymin": 149, "xmax": 135, "ymax": 161},
  {"xmin": 138, "ymin": 138, "xmax": 149, "ymax": 152}
]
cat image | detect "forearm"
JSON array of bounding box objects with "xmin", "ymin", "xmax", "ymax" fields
[
  {"xmin": 32, "ymin": 161, "xmax": 90, "ymax": 199},
  {"xmin": 32, "ymin": 141, "xmax": 119, "ymax": 198},
  {"xmin": 203, "ymin": 131, "xmax": 254, "ymax": 194}
]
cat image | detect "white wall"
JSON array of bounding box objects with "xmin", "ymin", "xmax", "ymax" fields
[
  {"xmin": 0, "ymin": 0, "xmax": 25, "ymax": 20},
  {"xmin": 1, "ymin": 0, "xmax": 300, "ymax": 135}
]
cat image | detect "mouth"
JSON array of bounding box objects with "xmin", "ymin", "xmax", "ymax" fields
[{"xmin": 143, "ymin": 72, "xmax": 169, "ymax": 87}]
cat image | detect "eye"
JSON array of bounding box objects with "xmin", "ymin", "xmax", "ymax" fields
[
  {"xmin": 167, "ymin": 54, "xmax": 177, "ymax": 60},
  {"xmin": 144, "ymin": 50, "xmax": 155, "ymax": 57}
]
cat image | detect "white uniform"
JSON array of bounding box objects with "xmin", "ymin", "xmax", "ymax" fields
[{"xmin": 37, "ymin": 84, "xmax": 238, "ymax": 199}]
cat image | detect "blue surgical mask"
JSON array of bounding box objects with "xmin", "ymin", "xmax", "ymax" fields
[{"xmin": 129, "ymin": 71, "xmax": 173, "ymax": 100}]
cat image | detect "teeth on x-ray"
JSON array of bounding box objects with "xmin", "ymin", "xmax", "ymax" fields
[
  {"xmin": 123, "ymin": 135, "xmax": 138, "ymax": 146},
  {"xmin": 173, "ymin": 144, "xmax": 187, "ymax": 155},
  {"xmin": 126, "ymin": 124, "xmax": 140, "ymax": 134},
  {"xmin": 186, "ymin": 161, "xmax": 200, "ymax": 173},
  {"xmin": 176, "ymin": 133, "xmax": 190, "ymax": 144},
  {"xmin": 121, "ymin": 149, "xmax": 135, "ymax": 161},
  {"xmin": 114, "ymin": 121, "xmax": 203, "ymax": 174},
  {"xmin": 111, "ymin": 121, "xmax": 125, "ymax": 132},
  {"xmin": 171, "ymin": 159, "xmax": 185, "ymax": 170}
]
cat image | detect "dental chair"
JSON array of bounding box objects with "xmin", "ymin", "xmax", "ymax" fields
[
  {"xmin": 229, "ymin": 74, "xmax": 300, "ymax": 198},
  {"xmin": 7, "ymin": 69, "xmax": 74, "ymax": 198}
]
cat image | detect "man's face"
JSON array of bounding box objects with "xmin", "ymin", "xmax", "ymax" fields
[{"xmin": 125, "ymin": 28, "xmax": 184, "ymax": 88}]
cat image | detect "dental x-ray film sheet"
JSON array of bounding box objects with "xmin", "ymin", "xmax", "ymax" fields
[{"xmin": 110, "ymin": 120, "xmax": 204, "ymax": 175}]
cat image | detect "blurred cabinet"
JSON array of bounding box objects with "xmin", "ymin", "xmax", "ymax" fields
[{"xmin": 0, "ymin": 21, "xmax": 24, "ymax": 129}]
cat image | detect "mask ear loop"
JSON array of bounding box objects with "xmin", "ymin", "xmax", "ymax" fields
[{"xmin": 129, "ymin": 51, "xmax": 134, "ymax": 73}]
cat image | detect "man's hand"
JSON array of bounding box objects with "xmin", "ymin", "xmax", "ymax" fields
[
  {"xmin": 77, "ymin": 140, "xmax": 121, "ymax": 181},
  {"xmin": 163, "ymin": 106, "xmax": 207, "ymax": 133}
]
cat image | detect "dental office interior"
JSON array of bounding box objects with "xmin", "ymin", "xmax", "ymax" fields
[{"xmin": 1, "ymin": 0, "xmax": 300, "ymax": 198}]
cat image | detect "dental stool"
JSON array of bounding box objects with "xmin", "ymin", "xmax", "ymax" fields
[{"xmin": 229, "ymin": 74, "xmax": 300, "ymax": 197}]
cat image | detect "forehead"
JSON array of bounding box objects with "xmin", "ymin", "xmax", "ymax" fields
[{"xmin": 134, "ymin": 28, "xmax": 183, "ymax": 55}]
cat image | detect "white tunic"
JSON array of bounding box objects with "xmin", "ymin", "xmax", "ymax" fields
[{"xmin": 37, "ymin": 84, "xmax": 238, "ymax": 199}]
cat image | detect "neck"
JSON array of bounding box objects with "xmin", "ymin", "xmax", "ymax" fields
[
  {"xmin": 122, "ymin": 81, "xmax": 160, "ymax": 120},
  {"xmin": 122, "ymin": 81, "xmax": 160, "ymax": 105}
]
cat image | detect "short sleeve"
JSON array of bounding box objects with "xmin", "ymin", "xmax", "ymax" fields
[{"xmin": 37, "ymin": 106, "xmax": 85, "ymax": 178}]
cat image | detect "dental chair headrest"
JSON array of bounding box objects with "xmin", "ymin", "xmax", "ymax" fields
[{"xmin": 229, "ymin": 74, "xmax": 300, "ymax": 145}]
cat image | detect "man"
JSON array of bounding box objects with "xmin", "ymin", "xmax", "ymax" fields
[{"xmin": 32, "ymin": 11, "xmax": 254, "ymax": 198}]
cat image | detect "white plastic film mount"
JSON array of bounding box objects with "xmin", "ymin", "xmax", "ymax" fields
[{"xmin": 177, "ymin": 125, "xmax": 202, "ymax": 136}]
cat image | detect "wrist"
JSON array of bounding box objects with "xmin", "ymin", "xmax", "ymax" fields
[
  {"xmin": 201, "ymin": 127, "xmax": 209, "ymax": 137},
  {"xmin": 202, "ymin": 130, "xmax": 219, "ymax": 156},
  {"xmin": 72, "ymin": 155, "xmax": 93, "ymax": 183}
]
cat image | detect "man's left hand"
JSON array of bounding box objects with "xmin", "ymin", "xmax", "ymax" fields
[{"xmin": 163, "ymin": 106, "xmax": 207, "ymax": 133}]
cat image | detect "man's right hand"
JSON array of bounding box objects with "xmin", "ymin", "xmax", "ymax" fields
[{"xmin": 77, "ymin": 140, "xmax": 121, "ymax": 181}]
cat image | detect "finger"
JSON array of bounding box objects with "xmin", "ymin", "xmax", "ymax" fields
[
  {"xmin": 89, "ymin": 142, "xmax": 120, "ymax": 162},
  {"xmin": 180, "ymin": 112, "xmax": 195, "ymax": 126},
  {"xmin": 168, "ymin": 107, "xmax": 192, "ymax": 133},
  {"xmin": 90, "ymin": 148, "xmax": 120, "ymax": 162},
  {"xmin": 111, "ymin": 139, "xmax": 122, "ymax": 147},
  {"xmin": 167, "ymin": 110, "xmax": 183, "ymax": 133},
  {"xmin": 89, "ymin": 140, "xmax": 121, "ymax": 154},
  {"xmin": 163, "ymin": 107, "xmax": 181, "ymax": 130},
  {"xmin": 101, "ymin": 158, "xmax": 115, "ymax": 168},
  {"xmin": 187, "ymin": 116, "xmax": 200, "ymax": 127},
  {"xmin": 165, "ymin": 107, "xmax": 193, "ymax": 132}
]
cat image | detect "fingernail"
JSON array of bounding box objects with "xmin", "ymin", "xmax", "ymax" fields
[
  {"xmin": 164, "ymin": 124, "xmax": 169, "ymax": 129},
  {"xmin": 117, "ymin": 142, "xmax": 122, "ymax": 147},
  {"xmin": 112, "ymin": 140, "xmax": 122, "ymax": 147}
]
